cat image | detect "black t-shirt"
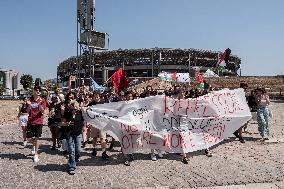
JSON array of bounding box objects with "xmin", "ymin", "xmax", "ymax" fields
[
  {"xmin": 48, "ymin": 103, "xmax": 62, "ymax": 124},
  {"xmin": 68, "ymin": 111, "xmax": 84, "ymax": 136},
  {"xmin": 248, "ymin": 95, "xmax": 257, "ymax": 112},
  {"xmin": 20, "ymin": 103, "xmax": 28, "ymax": 113},
  {"xmin": 87, "ymin": 101, "xmax": 97, "ymax": 106}
]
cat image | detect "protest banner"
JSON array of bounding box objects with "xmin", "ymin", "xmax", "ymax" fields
[{"xmin": 82, "ymin": 88, "xmax": 251, "ymax": 154}]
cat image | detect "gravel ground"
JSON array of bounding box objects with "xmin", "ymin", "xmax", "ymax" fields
[{"xmin": 0, "ymin": 101, "xmax": 283, "ymax": 189}]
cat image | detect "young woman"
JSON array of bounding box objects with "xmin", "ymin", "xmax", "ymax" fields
[
  {"xmin": 18, "ymin": 96, "xmax": 29, "ymax": 146},
  {"xmin": 47, "ymin": 96, "xmax": 62, "ymax": 150},
  {"xmin": 81, "ymin": 94, "xmax": 92, "ymax": 148},
  {"xmin": 61, "ymin": 91, "xmax": 77, "ymax": 155},
  {"xmin": 26, "ymin": 85, "xmax": 46, "ymax": 163},
  {"xmin": 89, "ymin": 93, "xmax": 109, "ymax": 160},
  {"xmin": 61, "ymin": 100, "xmax": 84, "ymax": 175},
  {"xmin": 255, "ymin": 88, "xmax": 270, "ymax": 140}
]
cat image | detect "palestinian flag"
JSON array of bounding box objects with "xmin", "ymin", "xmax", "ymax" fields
[{"xmin": 158, "ymin": 72, "xmax": 177, "ymax": 82}]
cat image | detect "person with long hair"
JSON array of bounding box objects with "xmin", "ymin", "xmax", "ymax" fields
[
  {"xmin": 18, "ymin": 96, "xmax": 29, "ymax": 146},
  {"xmin": 89, "ymin": 93, "xmax": 109, "ymax": 160},
  {"xmin": 47, "ymin": 96, "xmax": 62, "ymax": 150},
  {"xmin": 255, "ymin": 88, "xmax": 270, "ymax": 140},
  {"xmin": 62, "ymin": 100, "xmax": 84, "ymax": 175},
  {"xmin": 26, "ymin": 85, "xmax": 46, "ymax": 162}
]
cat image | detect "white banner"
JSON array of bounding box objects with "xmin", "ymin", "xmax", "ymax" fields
[
  {"xmin": 176, "ymin": 73, "xmax": 190, "ymax": 83},
  {"xmin": 82, "ymin": 88, "xmax": 251, "ymax": 154}
]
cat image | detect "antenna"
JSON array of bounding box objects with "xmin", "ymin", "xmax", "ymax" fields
[{"xmin": 76, "ymin": 0, "xmax": 109, "ymax": 87}]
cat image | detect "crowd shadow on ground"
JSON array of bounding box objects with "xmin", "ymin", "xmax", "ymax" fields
[
  {"xmin": 34, "ymin": 164, "xmax": 67, "ymax": 173},
  {"xmin": 0, "ymin": 153, "xmax": 30, "ymax": 160},
  {"xmin": 1, "ymin": 141, "xmax": 23, "ymax": 146},
  {"xmin": 1, "ymin": 134, "xmax": 269, "ymax": 174}
]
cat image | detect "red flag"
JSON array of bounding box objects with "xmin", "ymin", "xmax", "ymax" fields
[
  {"xmin": 172, "ymin": 72, "xmax": 177, "ymax": 81},
  {"xmin": 217, "ymin": 48, "xmax": 231, "ymax": 65},
  {"xmin": 111, "ymin": 68, "xmax": 128, "ymax": 93},
  {"xmin": 196, "ymin": 69, "xmax": 204, "ymax": 83}
]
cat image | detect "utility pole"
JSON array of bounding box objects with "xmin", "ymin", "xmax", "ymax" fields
[
  {"xmin": 77, "ymin": 0, "xmax": 108, "ymax": 87},
  {"xmin": 188, "ymin": 52, "xmax": 191, "ymax": 75}
]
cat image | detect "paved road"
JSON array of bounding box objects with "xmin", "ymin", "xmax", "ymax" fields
[{"xmin": 0, "ymin": 102, "xmax": 283, "ymax": 189}]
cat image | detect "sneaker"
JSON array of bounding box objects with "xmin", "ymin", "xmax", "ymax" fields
[
  {"xmin": 109, "ymin": 141, "xmax": 114, "ymax": 150},
  {"xmin": 157, "ymin": 151, "xmax": 163, "ymax": 158},
  {"xmin": 102, "ymin": 151, "xmax": 109, "ymax": 160},
  {"xmin": 92, "ymin": 149, "xmax": 97, "ymax": 156},
  {"xmin": 128, "ymin": 154, "xmax": 134, "ymax": 162},
  {"xmin": 33, "ymin": 154, "xmax": 39, "ymax": 163},
  {"xmin": 205, "ymin": 149, "xmax": 213, "ymax": 157},
  {"xmin": 31, "ymin": 146, "xmax": 36, "ymax": 155},
  {"xmin": 82, "ymin": 141, "xmax": 87, "ymax": 148},
  {"xmin": 23, "ymin": 141, "xmax": 27, "ymax": 147},
  {"xmin": 75, "ymin": 154, "xmax": 80, "ymax": 163},
  {"xmin": 68, "ymin": 170, "xmax": 75, "ymax": 175},
  {"xmin": 124, "ymin": 160, "xmax": 130, "ymax": 166},
  {"xmin": 57, "ymin": 140, "xmax": 62, "ymax": 148},
  {"xmin": 239, "ymin": 138, "xmax": 245, "ymax": 143},
  {"xmin": 151, "ymin": 153, "xmax": 157, "ymax": 161},
  {"xmin": 182, "ymin": 157, "xmax": 188, "ymax": 164}
]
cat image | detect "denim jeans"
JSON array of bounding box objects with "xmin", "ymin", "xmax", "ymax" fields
[
  {"xmin": 62, "ymin": 139, "xmax": 68, "ymax": 151},
  {"xmin": 257, "ymin": 106, "xmax": 269, "ymax": 138},
  {"xmin": 66, "ymin": 134, "xmax": 82, "ymax": 171}
]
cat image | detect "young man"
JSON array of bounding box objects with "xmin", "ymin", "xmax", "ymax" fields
[
  {"xmin": 26, "ymin": 85, "xmax": 46, "ymax": 162},
  {"xmin": 89, "ymin": 93, "xmax": 109, "ymax": 160}
]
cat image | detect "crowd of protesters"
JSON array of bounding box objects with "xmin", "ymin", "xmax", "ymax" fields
[{"xmin": 17, "ymin": 82, "xmax": 271, "ymax": 175}]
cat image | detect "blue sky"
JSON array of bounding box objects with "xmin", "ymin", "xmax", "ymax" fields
[{"xmin": 0, "ymin": 0, "xmax": 283, "ymax": 80}]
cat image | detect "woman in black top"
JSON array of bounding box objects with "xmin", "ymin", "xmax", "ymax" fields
[
  {"xmin": 61, "ymin": 100, "xmax": 84, "ymax": 175},
  {"xmin": 47, "ymin": 96, "xmax": 62, "ymax": 150}
]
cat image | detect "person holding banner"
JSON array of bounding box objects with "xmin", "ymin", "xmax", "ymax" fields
[
  {"xmin": 81, "ymin": 94, "xmax": 93, "ymax": 148},
  {"xmin": 232, "ymin": 83, "xmax": 249, "ymax": 143},
  {"xmin": 88, "ymin": 93, "xmax": 109, "ymax": 160},
  {"xmin": 175, "ymin": 90, "xmax": 190, "ymax": 164},
  {"xmin": 144, "ymin": 88, "xmax": 164, "ymax": 161}
]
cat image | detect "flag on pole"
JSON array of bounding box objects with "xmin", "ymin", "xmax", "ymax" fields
[
  {"xmin": 217, "ymin": 48, "xmax": 231, "ymax": 68},
  {"xmin": 90, "ymin": 77, "xmax": 105, "ymax": 93},
  {"xmin": 111, "ymin": 68, "xmax": 128, "ymax": 93},
  {"xmin": 196, "ymin": 69, "xmax": 204, "ymax": 83},
  {"xmin": 176, "ymin": 73, "xmax": 190, "ymax": 83},
  {"xmin": 158, "ymin": 72, "xmax": 177, "ymax": 82}
]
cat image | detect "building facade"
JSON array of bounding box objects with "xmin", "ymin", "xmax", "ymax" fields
[
  {"xmin": 0, "ymin": 68, "xmax": 22, "ymax": 95},
  {"xmin": 57, "ymin": 48, "xmax": 241, "ymax": 87}
]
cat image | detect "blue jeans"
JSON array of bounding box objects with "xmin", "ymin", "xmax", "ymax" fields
[
  {"xmin": 66, "ymin": 134, "xmax": 82, "ymax": 171},
  {"xmin": 257, "ymin": 106, "xmax": 269, "ymax": 138}
]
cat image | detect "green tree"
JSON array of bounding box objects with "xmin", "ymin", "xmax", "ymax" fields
[
  {"xmin": 0, "ymin": 83, "xmax": 3, "ymax": 94},
  {"xmin": 20, "ymin": 74, "xmax": 33, "ymax": 90},
  {"xmin": 43, "ymin": 79, "xmax": 57, "ymax": 91}
]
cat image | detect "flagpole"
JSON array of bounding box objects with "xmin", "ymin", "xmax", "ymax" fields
[
  {"xmin": 188, "ymin": 53, "xmax": 191, "ymax": 75},
  {"xmin": 188, "ymin": 52, "xmax": 191, "ymax": 86},
  {"xmin": 105, "ymin": 76, "xmax": 112, "ymax": 83}
]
